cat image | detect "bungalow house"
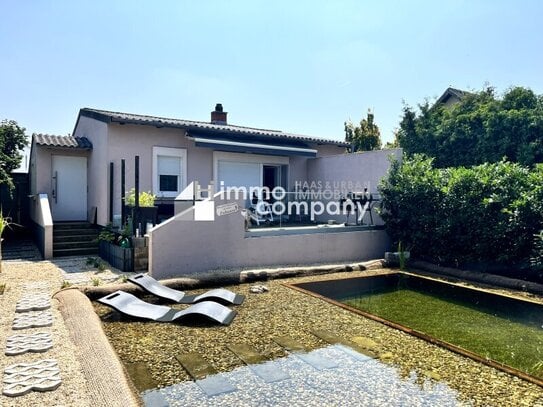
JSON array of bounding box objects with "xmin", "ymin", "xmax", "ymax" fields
[{"xmin": 29, "ymin": 104, "xmax": 400, "ymax": 275}]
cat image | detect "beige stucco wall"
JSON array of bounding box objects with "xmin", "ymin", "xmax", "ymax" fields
[
  {"xmin": 99, "ymin": 122, "xmax": 345, "ymax": 225},
  {"xmin": 306, "ymin": 148, "xmax": 402, "ymax": 224},
  {"xmin": 29, "ymin": 140, "xmax": 90, "ymax": 222},
  {"xmin": 149, "ymin": 195, "xmax": 389, "ymax": 278},
  {"xmin": 52, "ymin": 110, "xmax": 347, "ymax": 226},
  {"xmin": 72, "ymin": 116, "xmax": 109, "ymax": 225}
]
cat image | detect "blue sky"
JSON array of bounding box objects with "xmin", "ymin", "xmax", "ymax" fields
[{"xmin": 1, "ymin": 1, "xmax": 543, "ymax": 144}]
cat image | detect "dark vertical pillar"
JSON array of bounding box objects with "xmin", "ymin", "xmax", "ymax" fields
[
  {"xmin": 121, "ymin": 159, "xmax": 126, "ymax": 227},
  {"xmin": 133, "ymin": 155, "xmax": 140, "ymax": 237},
  {"xmin": 109, "ymin": 162, "xmax": 114, "ymax": 223},
  {"xmin": 135, "ymin": 156, "xmax": 140, "ymax": 208}
]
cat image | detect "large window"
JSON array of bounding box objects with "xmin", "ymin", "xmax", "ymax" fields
[
  {"xmin": 213, "ymin": 152, "xmax": 289, "ymax": 198},
  {"xmin": 152, "ymin": 147, "xmax": 187, "ymax": 198}
]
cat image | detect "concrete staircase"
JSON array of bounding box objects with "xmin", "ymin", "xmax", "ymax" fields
[{"xmin": 53, "ymin": 222, "xmax": 100, "ymax": 257}]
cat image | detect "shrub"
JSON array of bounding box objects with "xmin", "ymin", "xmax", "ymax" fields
[
  {"xmin": 125, "ymin": 188, "xmax": 156, "ymax": 207},
  {"xmin": 379, "ymin": 155, "xmax": 543, "ymax": 268}
]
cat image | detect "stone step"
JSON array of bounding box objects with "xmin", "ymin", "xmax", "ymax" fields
[
  {"xmin": 53, "ymin": 234, "xmax": 98, "ymax": 243},
  {"xmin": 53, "ymin": 241, "xmax": 98, "ymax": 251},
  {"xmin": 53, "ymin": 222, "xmax": 95, "ymax": 230},
  {"xmin": 53, "ymin": 229, "xmax": 99, "ymax": 237},
  {"xmin": 53, "ymin": 247, "xmax": 98, "ymax": 257}
]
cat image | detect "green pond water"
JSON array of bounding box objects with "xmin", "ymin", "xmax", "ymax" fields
[{"xmin": 341, "ymin": 280, "xmax": 543, "ymax": 379}]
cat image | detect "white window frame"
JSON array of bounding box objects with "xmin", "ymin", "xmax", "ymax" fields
[{"xmin": 152, "ymin": 146, "xmax": 187, "ymax": 198}]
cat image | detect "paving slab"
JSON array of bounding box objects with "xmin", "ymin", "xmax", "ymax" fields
[
  {"xmin": 15, "ymin": 295, "xmax": 51, "ymax": 312},
  {"xmin": 142, "ymin": 390, "xmax": 170, "ymax": 407},
  {"xmin": 273, "ymin": 336, "xmax": 338, "ymax": 370},
  {"xmin": 12, "ymin": 311, "xmax": 54, "ymax": 330},
  {"xmin": 175, "ymin": 352, "xmax": 237, "ymax": 397},
  {"xmin": 124, "ymin": 362, "xmax": 158, "ymax": 392},
  {"xmin": 2, "ymin": 359, "xmax": 61, "ymax": 397},
  {"xmin": 227, "ymin": 343, "xmax": 290, "ymax": 383},
  {"xmin": 174, "ymin": 352, "xmax": 217, "ymax": 380},
  {"xmin": 5, "ymin": 332, "xmax": 53, "ymax": 356},
  {"xmin": 311, "ymin": 329, "xmax": 378, "ymax": 360},
  {"xmin": 22, "ymin": 282, "xmax": 50, "ymax": 291},
  {"xmin": 272, "ymin": 336, "xmax": 307, "ymax": 352},
  {"xmin": 195, "ymin": 375, "xmax": 237, "ymax": 397}
]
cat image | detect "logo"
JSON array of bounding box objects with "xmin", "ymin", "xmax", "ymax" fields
[{"xmin": 177, "ymin": 180, "xmax": 374, "ymax": 222}]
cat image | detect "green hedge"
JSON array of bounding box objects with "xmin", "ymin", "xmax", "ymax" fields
[{"xmin": 379, "ymin": 155, "xmax": 543, "ymax": 268}]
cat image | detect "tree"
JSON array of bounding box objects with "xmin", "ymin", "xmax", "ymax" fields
[
  {"xmin": 0, "ymin": 120, "xmax": 27, "ymax": 190},
  {"xmin": 345, "ymin": 110, "xmax": 382, "ymax": 152},
  {"xmin": 397, "ymin": 86, "xmax": 543, "ymax": 167}
]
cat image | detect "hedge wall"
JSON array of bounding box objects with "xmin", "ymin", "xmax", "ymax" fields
[{"xmin": 378, "ymin": 155, "xmax": 543, "ymax": 270}]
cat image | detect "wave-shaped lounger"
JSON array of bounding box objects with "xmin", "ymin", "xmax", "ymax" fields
[
  {"xmin": 97, "ymin": 291, "xmax": 237, "ymax": 325},
  {"xmin": 128, "ymin": 273, "xmax": 245, "ymax": 305}
]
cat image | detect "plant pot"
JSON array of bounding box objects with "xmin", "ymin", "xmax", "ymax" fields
[{"xmin": 99, "ymin": 240, "xmax": 133, "ymax": 272}]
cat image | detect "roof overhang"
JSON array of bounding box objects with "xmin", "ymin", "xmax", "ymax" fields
[{"xmin": 192, "ymin": 137, "xmax": 318, "ymax": 157}]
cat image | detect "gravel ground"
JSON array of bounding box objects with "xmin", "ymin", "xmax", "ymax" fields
[
  {"xmin": 0, "ymin": 259, "xmax": 93, "ymax": 407},
  {"xmin": 2, "ymin": 256, "xmax": 543, "ymax": 407},
  {"xmin": 96, "ymin": 269, "xmax": 543, "ymax": 407}
]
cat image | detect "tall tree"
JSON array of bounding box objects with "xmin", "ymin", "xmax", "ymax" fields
[
  {"xmin": 0, "ymin": 120, "xmax": 27, "ymax": 190},
  {"xmin": 345, "ymin": 111, "xmax": 382, "ymax": 152},
  {"xmin": 397, "ymin": 86, "xmax": 543, "ymax": 167}
]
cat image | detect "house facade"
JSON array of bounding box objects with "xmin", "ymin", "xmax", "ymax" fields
[
  {"xmin": 31, "ymin": 104, "xmax": 349, "ymax": 227},
  {"xmin": 29, "ymin": 104, "xmax": 400, "ymax": 271}
]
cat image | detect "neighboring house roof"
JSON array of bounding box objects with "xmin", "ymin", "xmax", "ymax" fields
[
  {"xmin": 77, "ymin": 107, "xmax": 350, "ymax": 147},
  {"xmin": 33, "ymin": 134, "xmax": 93, "ymax": 150},
  {"xmin": 435, "ymin": 87, "xmax": 470, "ymax": 105}
]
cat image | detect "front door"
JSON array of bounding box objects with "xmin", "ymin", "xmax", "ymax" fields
[{"xmin": 51, "ymin": 155, "xmax": 87, "ymax": 221}]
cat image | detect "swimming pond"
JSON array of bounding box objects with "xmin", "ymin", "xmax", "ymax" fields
[{"xmin": 292, "ymin": 272, "xmax": 543, "ymax": 383}]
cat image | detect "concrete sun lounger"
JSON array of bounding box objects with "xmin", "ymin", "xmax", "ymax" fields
[
  {"xmin": 128, "ymin": 273, "xmax": 245, "ymax": 305},
  {"xmin": 97, "ymin": 291, "xmax": 237, "ymax": 325}
]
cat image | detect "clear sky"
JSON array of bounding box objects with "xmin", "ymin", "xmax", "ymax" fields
[{"xmin": 1, "ymin": 1, "xmax": 543, "ymax": 144}]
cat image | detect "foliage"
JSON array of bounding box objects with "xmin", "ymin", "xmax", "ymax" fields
[
  {"xmin": 398, "ymin": 241, "xmax": 407, "ymax": 270},
  {"xmin": 96, "ymin": 262, "xmax": 106, "ymax": 273},
  {"xmin": 85, "ymin": 257, "xmax": 106, "ymax": 272},
  {"xmin": 345, "ymin": 111, "xmax": 382, "ymax": 152},
  {"xmin": 379, "ymin": 155, "xmax": 543, "ymax": 268},
  {"xmin": 97, "ymin": 227, "xmax": 115, "ymax": 243},
  {"xmin": 531, "ymin": 231, "xmax": 543, "ymax": 270},
  {"xmin": 0, "ymin": 120, "xmax": 27, "ymax": 190},
  {"xmin": 397, "ymin": 86, "xmax": 543, "ymax": 167},
  {"xmin": 61, "ymin": 281, "xmax": 72, "ymax": 289},
  {"xmin": 125, "ymin": 188, "xmax": 156, "ymax": 207},
  {"xmin": 91, "ymin": 277, "xmax": 101, "ymax": 286},
  {"xmin": 0, "ymin": 210, "xmax": 10, "ymax": 238},
  {"xmin": 0, "ymin": 209, "xmax": 15, "ymax": 273},
  {"xmin": 0, "ymin": 282, "xmax": 6, "ymax": 295}
]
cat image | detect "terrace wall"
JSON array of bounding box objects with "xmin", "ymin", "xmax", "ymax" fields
[
  {"xmin": 305, "ymin": 148, "xmax": 402, "ymax": 224},
  {"xmin": 149, "ymin": 195, "xmax": 390, "ymax": 279}
]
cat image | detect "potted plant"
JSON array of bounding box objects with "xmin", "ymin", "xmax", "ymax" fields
[{"xmin": 125, "ymin": 188, "xmax": 158, "ymax": 234}]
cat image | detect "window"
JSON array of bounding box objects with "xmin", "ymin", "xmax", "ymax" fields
[{"xmin": 152, "ymin": 147, "xmax": 187, "ymax": 197}]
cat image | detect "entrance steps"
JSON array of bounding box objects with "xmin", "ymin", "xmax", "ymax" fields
[{"xmin": 53, "ymin": 222, "xmax": 99, "ymax": 257}]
